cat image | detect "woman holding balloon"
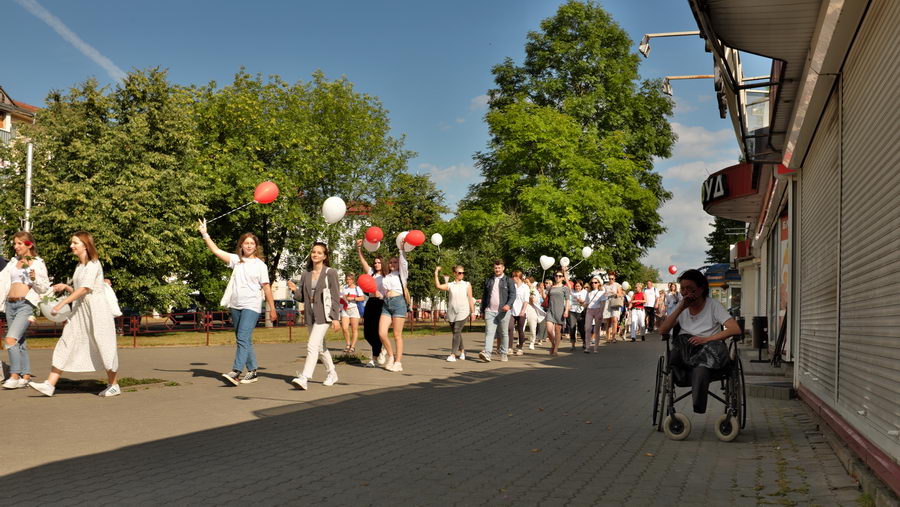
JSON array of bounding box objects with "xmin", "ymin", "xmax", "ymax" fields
[
  {"xmin": 357, "ymin": 236, "xmax": 387, "ymax": 368},
  {"xmin": 378, "ymin": 232, "xmax": 418, "ymax": 372},
  {"xmin": 198, "ymin": 220, "xmax": 277, "ymax": 386}
]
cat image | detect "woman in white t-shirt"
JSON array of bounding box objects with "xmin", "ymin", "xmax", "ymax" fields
[
  {"xmin": 434, "ymin": 264, "xmax": 475, "ymax": 361},
  {"xmin": 339, "ymin": 274, "xmax": 364, "ymax": 354},
  {"xmin": 658, "ymin": 269, "xmax": 740, "ymax": 414},
  {"xmin": 198, "ymin": 220, "xmax": 276, "ymax": 386},
  {"xmin": 583, "ymin": 276, "xmax": 608, "ymax": 353}
]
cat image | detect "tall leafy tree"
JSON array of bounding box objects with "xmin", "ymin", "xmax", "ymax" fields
[
  {"xmin": 705, "ymin": 217, "xmax": 746, "ymax": 263},
  {"xmin": 448, "ymin": 0, "xmax": 675, "ymax": 277},
  {"xmin": 190, "ymin": 69, "xmax": 412, "ymax": 305},
  {"xmin": 0, "ymin": 69, "xmax": 205, "ymax": 310}
]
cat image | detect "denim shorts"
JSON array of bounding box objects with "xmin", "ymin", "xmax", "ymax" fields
[
  {"xmin": 5, "ymin": 299, "xmax": 35, "ymax": 341},
  {"xmin": 381, "ymin": 295, "xmax": 408, "ymax": 318}
]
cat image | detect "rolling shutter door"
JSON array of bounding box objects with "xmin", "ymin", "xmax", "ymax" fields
[
  {"xmin": 839, "ymin": 0, "xmax": 900, "ymax": 458},
  {"xmin": 798, "ymin": 95, "xmax": 839, "ymax": 401}
]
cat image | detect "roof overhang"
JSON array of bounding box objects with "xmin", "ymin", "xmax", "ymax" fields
[{"xmin": 701, "ymin": 162, "xmax": 771, "ymax": 224}]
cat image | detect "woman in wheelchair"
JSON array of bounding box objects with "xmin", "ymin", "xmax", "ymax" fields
[{"xmin": 657, "ymin": 269, "xmax": 741, "ymax": 415}]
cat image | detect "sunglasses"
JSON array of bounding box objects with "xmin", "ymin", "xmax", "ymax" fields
[
  {"xmin": 455, "ymin": 271, "xmax": 465, "ymax": 275},
  {"xmin": 555, "ymin": 274, "xmax": 564, "ymax": 278},
  {"xmin": 590, "ymin": 281, "xmax": 599, "ymax": 284}
]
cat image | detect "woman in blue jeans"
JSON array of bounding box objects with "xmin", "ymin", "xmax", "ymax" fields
[
  {"xmin": 1, "ymin": 231, "xmax": 50, "ymax": 389},
  {"xmin": 198, "ymin": 220, "xmax": 276, "ymax": 385}
]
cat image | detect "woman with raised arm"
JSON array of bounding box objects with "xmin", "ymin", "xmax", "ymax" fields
[
  {"xmin": 29, "ymin": 232, "xmax": 121, "ymax": 397},
  {"xmin": 434, "ymin": 264, "xmax": 475, "ymax": 361},
  {"xmin": 1, "ymin": 232, "xmax": 50, "ymax": 389},
  {"xmin": 356, "ymin": 239, "xmax": 387, "ymax": 368},
  {"xmin": 288, "ymin": 242, "xmax": 342, "ymax": 390},
  {"xmin": 197, "ymin": 220, "xmax": 276, "ymax": 386},
  {"xmin": 379, "ymin": 246, "xmax": 409, "ymax": 372}
]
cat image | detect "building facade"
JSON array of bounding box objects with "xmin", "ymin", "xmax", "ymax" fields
[{"xmin": 688, "ymin": 0, "xmax": 899, "ymax": 494}]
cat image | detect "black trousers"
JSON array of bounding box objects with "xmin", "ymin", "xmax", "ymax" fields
[
  {"xmin": 669, "ymin": 349, "xmax": 714, "ymax": 414},
  {"xmin": 646, "ymin": 310, "xmax": 656, "ymax": 332},
  {"xmin": 362, "ymin": 298, "xmax": 384, "ymax": 357},
  {"xmin": 568, "ymin": 311, "xmax": 586, "ymax": 343},
  {"xmin": 508, "ymin": 315, "xmax": 526, "ymax": 348}
]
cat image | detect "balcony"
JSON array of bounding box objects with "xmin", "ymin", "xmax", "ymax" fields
[{"xmin": 0, "ymin": 128, "xmax": 11, "ymax": 145}]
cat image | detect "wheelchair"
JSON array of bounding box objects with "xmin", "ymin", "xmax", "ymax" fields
[{"xmin": 652, "ymin": 331, "xmax": 746, "ymax": 441}]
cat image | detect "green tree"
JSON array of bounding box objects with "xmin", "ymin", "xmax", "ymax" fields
[
  {"xmin": 704, "ymin": 217, "xmax": 746, "ymax": 263},
  {"xmin": 0, "ymin": 69, "xmax": 206, "ymax": 310},
  {"xmin": 447, "ymin": 0, "xmax": 674, "ymax": 278},
  {"xmin": 191, "ymin": 69, "xmax": 412, "ymax": 304}
]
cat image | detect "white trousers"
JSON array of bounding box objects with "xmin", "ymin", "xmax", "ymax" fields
[
  {"xmin": 301, "ymin": 323, "xmax": 336, "ymax": 379},
  {"xmin": 630, "ymin": 309, "xmax": 646, "ymax": 339},
  {"xmin": 525, "ymin": 305, "xmax": 539, "ymax": 345}
]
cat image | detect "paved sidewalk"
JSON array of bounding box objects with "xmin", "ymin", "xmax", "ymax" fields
[{"xmin": 2, "ymin": 333, "xmax": 862, "ymax": 505}]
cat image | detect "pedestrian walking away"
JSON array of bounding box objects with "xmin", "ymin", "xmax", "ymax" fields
[
  {"xmin": 356, "ymin": 239, "xmax": 387, "ymax": 367},
  {"xmin": 289, "ymin": 242, "xmax": 342, "ymax": 390},
  {"xmin": 434, "ymin": 264, "xmax": 475, "ymax": 362},
  {"xmin": 29, "ymin": 232, "xmax": 122, "ymax": 398},
  {"xmin": 1, "ymin": 232, "xmax": 50, "ymax": 390},
  {"xmin": 479, "ymin": 259, "xmax": 516, "ymax": 362},
  {"xmin": 197, "ymin": 220, "xmax": 277, "ymax": 386}
]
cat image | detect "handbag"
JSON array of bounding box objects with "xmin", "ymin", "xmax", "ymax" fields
[{"xmin": 104, "ymin": 283, "xmax": 123, "ymax": 317}]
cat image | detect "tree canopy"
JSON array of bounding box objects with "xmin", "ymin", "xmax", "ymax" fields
[{"xmin": 447, "ymin": 0, "xmax": 675, "ymax": 280}]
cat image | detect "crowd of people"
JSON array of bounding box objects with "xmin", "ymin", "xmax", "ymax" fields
[{"xmin": 2, "ymin": 223, "xmax": 707, "ymax": 397}]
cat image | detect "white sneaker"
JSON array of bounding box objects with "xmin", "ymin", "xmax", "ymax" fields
[
  {"xmin": 99, "ymin": 384, "xmax": 121, "ymax": 397},
  {"xmin": 384, "ymin": 355, "xmax": 395, "ymax": 370},
  {"xmin": 479, "ymin": 351, "xmax": 491, "ymax": 362},
  {"xmin": 2, "ymin": 377, "xmax": 26, "ymax": 389},
  {"xmin": 323, "ymin": 372, "xmax": 338, "ymax": 387},
  {"xmin": 364, "ymin": 359, "xmax": 376, "ymax": 368},
  {"xmin": 500, "ymin": 354, "xmax": 509, "ymax": 362},
  {"xmin": 388, "ymin": 362, "xmax": 403, "ymax": 372},
  {"xmin": 291, "ymin": 375, "xmax": 308, "ymax": 390},
  {"xmin": 376, "ymin": 350, "xmax": 387, "ymax": 365},
  {"xmin": 529, "ymin": 343, "xmax": 535, "ymax": 350},
  {"xmin": 446, "ymin": 354, "xmax": 457, "ymax": 362},
  {"xmin": 29, "ymin": 381, "xmax": 55, "ymax": 397},
  {"xmin": 459, "ymin": 352, "xmax": 466, "ymax": 361}
]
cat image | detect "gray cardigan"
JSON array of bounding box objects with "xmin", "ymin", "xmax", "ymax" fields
[{"xmin": 292, "ymin": 267, "xmax": 341, "ymax": 325}]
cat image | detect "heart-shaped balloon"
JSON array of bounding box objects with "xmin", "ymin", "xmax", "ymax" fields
[{"xmin": 540, "ymin": 256, "xmax": 555, "ymax": 271}]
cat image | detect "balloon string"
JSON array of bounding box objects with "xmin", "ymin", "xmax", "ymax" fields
[{"xmin": 206, "ymin": 201, "xmax": 255, "ymax": 223}]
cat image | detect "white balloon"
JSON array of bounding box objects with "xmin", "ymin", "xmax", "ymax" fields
[
  {"xmin": 396, "ymin": 231, "xmax": 408, "ymax": 250},
  {"xmin": 431, "ymin": 233, "xmax": 443, "ymax": 246},
  {"xmin": 622, "ymin": 281, "xmax": 631, "ymax": 291},
  {"xmin": 581, "ymin": 246, "xmax": 593, "ymax": 259},
  {"xmin": 560, "ymin": 257, "xmax": 570, "ymax": 267},
  {"xmin": 322, "ymin": 196, "xmax": 347, "ymax": 224},
  {"xmin": 404, "ymin": 242, "xmax": 415, "ymax": 252},
  {"xmin": 540, "ymin": 256, "xmax": 555, "ymax": 271},
  {"xmin": 363, "ymin": 239, "xmax": 380, "ymax": 252}
]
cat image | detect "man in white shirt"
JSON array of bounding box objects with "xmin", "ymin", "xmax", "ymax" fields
[{"xmin": 643, "ymin": 280, "xmax": 660, "ymax": 332}]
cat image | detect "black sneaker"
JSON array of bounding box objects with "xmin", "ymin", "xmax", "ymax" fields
[
  {"xmin": 222, "ymin": 370, "xmax": 241, "ymax": 386},
  {"xmin": 239, "ymin": 370, "xmax": 259, "ymax": 384}
]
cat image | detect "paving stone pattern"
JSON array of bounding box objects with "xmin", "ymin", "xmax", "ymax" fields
[{"xmin": 1, "ymin": 334, "xmax": 862, "ymax": 505}]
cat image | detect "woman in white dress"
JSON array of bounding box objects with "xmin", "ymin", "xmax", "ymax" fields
[
  {"xmin": 434, "ymin": 264, "xmax": 474, "ymax": 361},
  {"xmin": 29, "ymin": 232, "xmax": 120, "ymax": 397}
]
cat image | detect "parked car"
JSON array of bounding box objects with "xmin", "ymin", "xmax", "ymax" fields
[
  {"xmin": 272, "ymin": 299, "xmax": 298, "ymax": 324},
  {"xmin": 169, "ymin": 304, "xmax": 200, "ymax": 327}
]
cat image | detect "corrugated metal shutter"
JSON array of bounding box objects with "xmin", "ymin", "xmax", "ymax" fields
[
  {"xmin": 840, "ymin": 0, "xmax": 900, "ymax": 457},
  {"xmin": 798, "ymin": 94, "xmax": 839, "ymax": 401}
]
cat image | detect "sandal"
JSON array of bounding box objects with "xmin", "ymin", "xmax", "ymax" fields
[
  {"xmin": 342, "ymin": 346, "xmax": 351, "ymax": 353},
  {"xmin": 348, "ymin": 347, "xmax": 356, "ymax": 354}
]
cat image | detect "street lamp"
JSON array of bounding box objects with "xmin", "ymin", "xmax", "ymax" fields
[
  {"xmin": 638, "ymin": 31, "xmax": 700, "ymax": 57},
  {"xmin": 661, "ymin": 75, "xmax": 714, "ymax": 96}
]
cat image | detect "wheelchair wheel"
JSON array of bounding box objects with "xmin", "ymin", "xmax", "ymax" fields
[
  {"xmin": 652, "ymin": 355, "xmax": 665, "ymax": 426},
  {"xmin": 735, "ymin": 356, "xmax": 747, "ymax": 429},
  {"xmin": 714, "ymin": 414, "xmax": 740, "ymax": 442},
  {"xmin": 663, "ymin": 413, "xmax": 691, "ymax": 440}
]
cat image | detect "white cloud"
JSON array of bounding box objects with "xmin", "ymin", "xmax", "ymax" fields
[
  {"xmin": 469, "ymin": 94, "xmax": 489, "ymax": 111},
  {"xmin": 669, "ymin": 122, "xmax": 738, "ymax": 161},
  {"xmin": 643, "ymin": 188, "xmax": 716, "ymax": 274},
  {"xmin": 15, "ymin": 0, "xmax": 126, "ymax": 82},
  {"xmin": 418, "ymin": 162, "xmax": 475, "ymax": 183},
  {"xmin": 662, "ymin": 159, "xmax": 737, "ymax": 182},
  {"xmin": 455, "ymin": 117, "xmax": 466, "ymax": 124}
]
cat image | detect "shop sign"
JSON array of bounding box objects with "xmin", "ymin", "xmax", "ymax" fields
[{"xmin": 701, "ymin": 173, "xmax": 729, "ymax": 204}]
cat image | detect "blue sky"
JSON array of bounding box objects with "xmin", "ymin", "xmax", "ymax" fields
[{"xmin": 5, "ymin": 0, "xmax": 767, "ymax": 278}]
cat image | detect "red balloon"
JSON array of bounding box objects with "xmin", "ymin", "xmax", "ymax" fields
[
  {"xmin": 253, "ymin": 181, "xmax": 279, "ymax": 204},
  {"xmin": 668, "ymin": 265, "xmax": 678, "ymax": 275},
  {"xmin": 365, "ymin": 226, "xmax": 384, "ymax": 243},
  {"xmin": 405, "ymin": 229, "xmax": 425, "ymax": 247},
  {"xmin": 357, "ymin": 274, "xmax": 377, "ymax": 294}
]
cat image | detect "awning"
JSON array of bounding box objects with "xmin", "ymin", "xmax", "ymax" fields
[{"xmin": 701, "ymin": 162, "xmax": 772, "ymax": 222}]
